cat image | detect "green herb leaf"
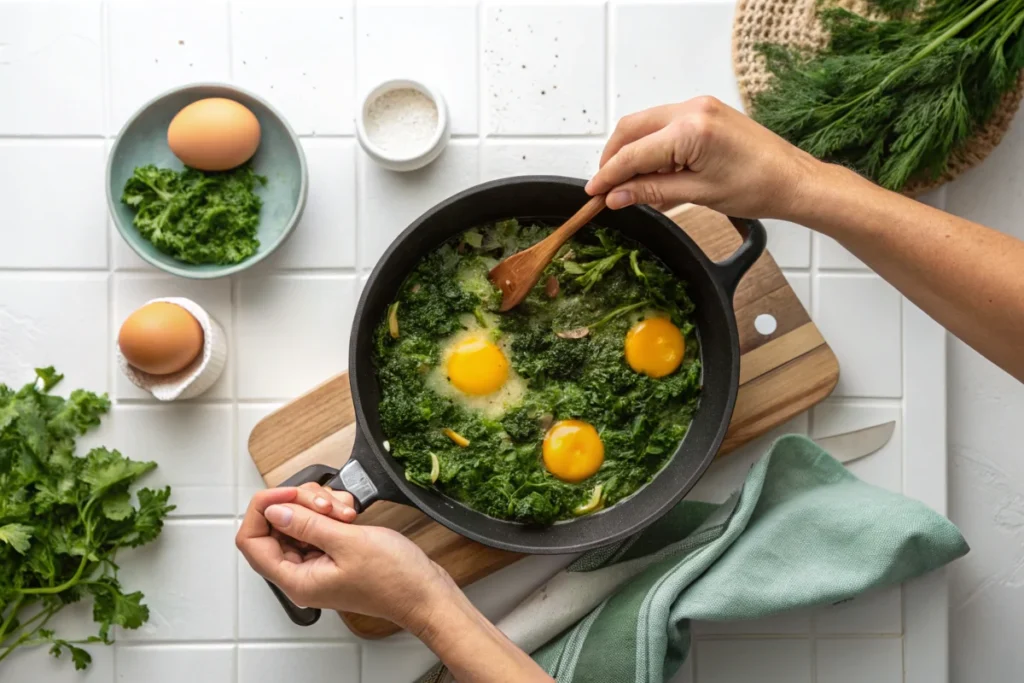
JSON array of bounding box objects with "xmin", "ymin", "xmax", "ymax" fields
[
  {"xmin": 35, "ymin": 367, "xmax": 64, "ymax": 392},
  {"xmin": 0, "ymin": 523, "xmax": 33, "ymax": 554},
  {"xmin": 49, "ymin": 641, "xmax": 93, "ymax": 671},
  {"xmin": 120, "ymin": 164, "xmax": 266, "ymax": 265},
  {"xmin": 90, "ymin": 577, "xmax": 148, "ymax": 638},
  {"xmin": 752, "ymin": 0, "xmax": 1024, "ymax": 190},
  {"xmin": 0, "ymin": 371, "xmax": 172, "ymax": 670},
  {"xmin": 101, "ymin": 492, "xmax": 133, "ymax": 521}
]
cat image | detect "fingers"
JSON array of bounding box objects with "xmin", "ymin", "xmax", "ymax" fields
[
  {"xmin": 236, "ymin": 488, "xmax": 345, "ymax": 598},
  {"xmin": 264, "ymin": 502, "xmax": 351, "ymax": 553},
  {"xmin": 294, "ymin": 483, "xmax": 357, "ymax": 523},
  {"xmin": 590, "ymin": 97, "xmax": 728, "ymax": 204},
  {"xmin": 323, "ymin": 487, "xmax": 357, "ymax": 512},
  {"xmin": 589, "ymin": 123, "xmax": 693, "ymax": 198},
  {"xmin": 598, "ymin": 105, "xmax": 678, "ymax": 168},
  {"xmin": 237, "ymin": 488, "xmax": 299, "ymax": 545},
  {"xmin": 605, "ymin": 171, "xmax": 704, "ymax": 210}
]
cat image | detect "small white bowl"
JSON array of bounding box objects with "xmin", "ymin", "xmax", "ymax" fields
[
  {"xmin": 117, "ymin": 297, "xmax": 228, "ymax": 401},
  {"xmin": 355, "ymin": 78, "xmax": 450, "ymax": 172}
]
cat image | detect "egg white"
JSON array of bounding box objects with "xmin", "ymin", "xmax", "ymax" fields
[{"xmin": 426, "ymin": 317, "xmax": 525, "ymax": 419}]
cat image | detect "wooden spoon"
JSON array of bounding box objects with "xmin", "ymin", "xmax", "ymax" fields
[{"xmin": 489, "ymin": 194, "xmax": 607, "ymax": 312}]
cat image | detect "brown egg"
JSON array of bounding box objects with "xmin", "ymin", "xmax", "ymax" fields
[
  {"xmin": 167, "ymin": 98, "xmax": 261, "ymax": 171},
  {"xmin": 119, "ymin": 302, "xmax": 205, "ymax": 375}
]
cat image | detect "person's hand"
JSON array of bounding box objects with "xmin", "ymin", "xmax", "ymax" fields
[
  {"xmin": 261, "ymin": 483, "xmax": 355, "ymax": 561},
  {"xmin": 586, "ymin": 97, "xmax": 823, "ymax": 220},
  {"xmin": 235, "ymin": 484, "xmax": 457, "ymax": 630}
]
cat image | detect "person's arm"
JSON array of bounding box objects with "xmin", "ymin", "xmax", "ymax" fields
[
  {"xmin": 585, "ymin": 97, "xmax": 1024, "ymax": 382},
  {"xmin": 796, "ymin": 163, "xmax": 1024, "ymax": 382},
  {"xmin": 236, "ymin": 485, "xmax": 552, "ymax": 683},
  {"xmin": 406, "ymin": 583, "xmax": 552, "ymax": 683}
]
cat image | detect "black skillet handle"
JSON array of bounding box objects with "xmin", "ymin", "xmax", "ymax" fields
[
  {"xmin": 264, "ymin": 458, "xmax": 384, "ymax": 626},
  {"xmin": 713, "ymin": 217, "xmax": 768, "ymax": 295}
]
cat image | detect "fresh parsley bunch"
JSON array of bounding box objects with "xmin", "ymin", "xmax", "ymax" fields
[
  {"xmin": 121, "ymin": 164, "xmax": 266, "ymax": 265},
  {"xmin": 0, "ymin": 368, "xmax": 173, "ymax": 670},
  {"xmin": 753, "ymin": 0, "xmax": 1024, "ymax": 190}
]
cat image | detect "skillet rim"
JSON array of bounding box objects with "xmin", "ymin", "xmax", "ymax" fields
[{"xmin": 348, "ymin": 175, "xmax": 742, "ymax": 553}]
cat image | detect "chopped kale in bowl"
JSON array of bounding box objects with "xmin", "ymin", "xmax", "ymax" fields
[{"xmin": 121, "ymin": 164, "xmax": 266, "ymax": 266}]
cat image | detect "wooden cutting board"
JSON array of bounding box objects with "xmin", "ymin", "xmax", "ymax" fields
[{"xmin": 248, "ymin": 204, "xmax": 839, "ymax": 639}]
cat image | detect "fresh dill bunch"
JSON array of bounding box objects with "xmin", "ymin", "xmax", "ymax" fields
[{"xmin": 752, "ymin": 0, "xmax": 1024, "ymax": 190}]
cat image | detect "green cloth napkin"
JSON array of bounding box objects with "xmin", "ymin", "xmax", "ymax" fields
[{"xmin": 419, "ymin": 435, "xmax": 968, "ymax": 683}]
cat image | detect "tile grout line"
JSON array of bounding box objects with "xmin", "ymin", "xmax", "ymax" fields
[
  {"xmin": 604, "ymin": 0, "xmax": 612, "ymax": 138},
  {"xmin": 101, "ymin": 3, "xmax": 118, "ymax": 678},
  {"xmin": 349, "ymin": 3, "xmax": 364, "ymax": 677},
  {"xmin": 352, "ymin": 1, "xmax": 361, "ymax": 278},
  {"xmin": 0, "ymin": 133, "xmax": 616, "ymax": 142},
  {"xmin": 101, "ymin": 0, "xmax": 117, "ymax": 409},
  {"xmin": 225, "ymin": 6, "xmax": 243, "ymax": 678},
  {"xmin": 477, "ymin": 0, "xmax": 486, "ymax": 174}
]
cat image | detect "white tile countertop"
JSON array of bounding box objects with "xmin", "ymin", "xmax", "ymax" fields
[{"xmin": 5, "ymin": 0, "xmax": 1007, "ymax": 681}]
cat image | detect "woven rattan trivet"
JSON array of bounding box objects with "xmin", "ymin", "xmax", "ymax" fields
[{"xmin": 732, "ymin": 0, "xmax": 1024, "ymax": 195}]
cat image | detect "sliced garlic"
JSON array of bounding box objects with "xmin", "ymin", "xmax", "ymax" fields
[
  {"xmin": 429, "ymin": 452, "xmax": 440, "ymax": 483},
  {"xmin": 556, "ymin": 327, "xmax": 590, "ymax": 339},
  {"xmin": 388, "ymin": 302, "xmax": 400, "ymax": 339},
  {"xmin": 574, "ymin": 484, "xmax": 604, "ymax": 516}
]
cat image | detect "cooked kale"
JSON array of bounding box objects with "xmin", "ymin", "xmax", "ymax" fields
[{"xmin": 373, "ymin": 220, "xmax": 701, "ymax": 524}]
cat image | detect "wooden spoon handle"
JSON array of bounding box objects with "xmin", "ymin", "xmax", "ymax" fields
[{"xmin": 542, "ymin": 194, "xmax": 607, "ymax": 257}]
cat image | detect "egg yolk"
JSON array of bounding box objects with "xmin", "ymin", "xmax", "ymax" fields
[
  {"xmin": 624, "ymin": 317, "xmax": 685, "ymax": 378},
  {"xmin": 447, "ymin": 336, "xmax": 509, "ymax": 396},
  {"xmin": 543, "ymin": 420, "xmax": 605, "ymax": 483}
]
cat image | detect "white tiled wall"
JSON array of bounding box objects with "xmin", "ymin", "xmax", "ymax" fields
[
  {"xmin": 237, "ymin": 643, "xmax": 361, "ymax": 683},
  {"xmin": 611, "ymin": 0, "xmax": 743, "ymax": 116},
  {"xmin": 107, "ymin": 1, "xmax": 232, "ymax": 132},
  {"xmin": 483, "ymin": 2, "xmax": 606, "ymax": 135},
  {"xmin": 231, "ymin": 1, "xmax": 356, "ymax": 136},
  {"xmin": 0, "ymin": 1, "xmax": 943, "ymax": 681},
  {"xmin": 0, "ymin": 141, "xmax": 108, "ymax": 268},
  {"xmin": 357, "ymin": 1, "xmax": 479, "ymax": 135},
  {"xmin": 0, "ymin": 3, "xmax": 105, "ymax": 135}
]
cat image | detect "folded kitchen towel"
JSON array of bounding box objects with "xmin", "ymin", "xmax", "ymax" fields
[{"xmin": 418, "ymin": 434, "xmax": 968, "ymax": 683}]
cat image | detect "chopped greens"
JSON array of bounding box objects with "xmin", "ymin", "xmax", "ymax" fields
[
  {"xmin": 0, "ymin": 369, "xmax": 173, "ymax": 670},
  {"xmin": 752, "ymin": 0, "xmax": 1024, "ymax": 190},
  {"xmin": 373, "ymin": 220, "xmax": 701, "ymax": 524},
  {"xmin": 121, "ymin": 164, "xmax": 266, "ymax": 265}
]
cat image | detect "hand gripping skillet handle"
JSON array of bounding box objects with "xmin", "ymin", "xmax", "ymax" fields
[
  {"xmin": 715, "ymin": 217, "xmax": 768, "ymax": 295},
  {"xmin": 264, "ymin": 460, "xmax": 381, "ymax": 626}
]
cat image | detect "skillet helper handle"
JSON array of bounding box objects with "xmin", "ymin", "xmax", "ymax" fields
[
  {"xmin": 714, "ymin": 217, "xmax": 768, "ymax": 295},
  {"xmin": 263, "ymin": 461, "xmax": 382, "ymax": 626}
]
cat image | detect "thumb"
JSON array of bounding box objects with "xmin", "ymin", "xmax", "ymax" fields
[
  {"xmin": 265, "ymin": 503, "xmax": 349, "ymax": 552},
  {"xmin": 606, "ymin": 171, "xmax": 704, "ymax": 210}
]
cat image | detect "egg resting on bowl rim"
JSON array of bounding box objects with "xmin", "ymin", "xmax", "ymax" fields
[{"xmin": 167, "ymin": 97, "xmax": 261, "ymax": 171}]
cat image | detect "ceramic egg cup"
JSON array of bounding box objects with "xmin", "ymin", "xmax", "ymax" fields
[{"xmin": 118, "ymin": 297, "xmax": 227, "ymax": 401}]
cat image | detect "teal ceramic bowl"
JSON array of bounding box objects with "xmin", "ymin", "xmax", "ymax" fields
[{"xmin": 107, "ymin": 83, "xmax": 307, "ymax": 279}]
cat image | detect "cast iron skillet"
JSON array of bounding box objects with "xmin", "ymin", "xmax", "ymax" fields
[{"xmin": 266, "ymin": 177, "xmax": 766, "ymax": 625}]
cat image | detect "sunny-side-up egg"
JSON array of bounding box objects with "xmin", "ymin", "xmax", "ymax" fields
[
  {"xmin": 426, "ymin": 319, "xmax": 526, "ymax": 418},
  {"xmin": 543, "ymin": 419, "xmax": 605, "ymax": 483},
  {"xmin": 624, "ymin": 316, "xmax": 685, "ymax": 378}
]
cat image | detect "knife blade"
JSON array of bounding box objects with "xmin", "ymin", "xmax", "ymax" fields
[{"xmin": 812, "ymin": 421, "xmax": 896, "ymax": 465}]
